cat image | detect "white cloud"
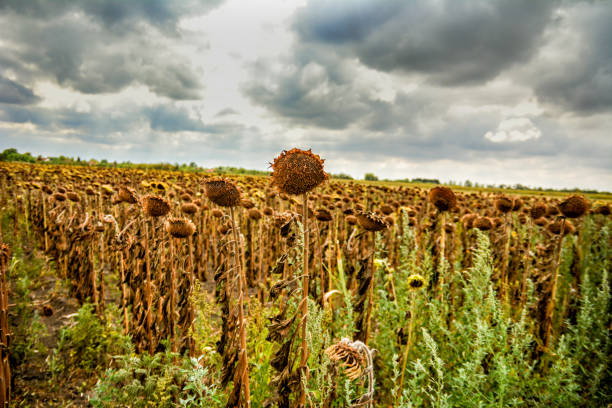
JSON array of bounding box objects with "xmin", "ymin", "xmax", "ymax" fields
[{"xmin": 484, "ymin": 117, "xmax": 542, "ymax": 143}]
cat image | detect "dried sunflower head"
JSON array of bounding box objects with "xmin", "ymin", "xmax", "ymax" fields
[
  {"xmin": 165, "ymin": 217, "xmax": 196, "ymax": 238},
  {"xmin": 181, "ymin": 202, "xmax": 198, "ymax": 215},
  {"xmin": 558, "ymin": 195, "xmax": 589, "ymax": 218},
  {"xmin": 203, "ymin": 178, "xmax": 241, "ymax": 207},
  {"xmin": 530, "ymin": 202, "xmax": 547, "ymax": 220},
  {"xmin": 494, "ymin": 196, "xmax": 513, "ymax": 213},
  {"xmin": 271, "ymin": 148, "xmax": 328, "ymax": 195},
  {"xmin": 429, "ymin": 187, "xmax": 457, "ymax": 212},
  {"xmin": 117, "ymin": 186, "xmax": 138, "ymax": 204},
  {"xmin": 141, "ymin": 195, "xmax": 171, "ymax": 217},
  {"xmin": 315, "ymin": 208, "xmax": 333, "ymax": 222},
  {"xmin": 356, "ymin": 211, "xmax": 388, "ymax": 232},
  {"xmin": 325, "ymin": 340, "xmax": 365, "ymax": 380}
]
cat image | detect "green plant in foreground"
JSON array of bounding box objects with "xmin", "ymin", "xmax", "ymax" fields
[
  {"xmin": 48, "ymin": 303, "xmax": 129, "ymax": 381},
  {"xmin": 91, "ymin": 342, "xmax": 225, "ymax": 408}
]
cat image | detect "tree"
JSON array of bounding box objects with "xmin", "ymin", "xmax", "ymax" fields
[
  {"xmin": 0, "ymin": 148, "xmax": 36, "ymax": 163},
  {"xmin": 364, "ymin": 173, "xmax": 378, "ymax": 181}
]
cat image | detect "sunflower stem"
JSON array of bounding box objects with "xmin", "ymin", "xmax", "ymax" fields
[
  {"xmin": 396, "ymin": 291, "xmax": 416, "ymax": 407},
  {"xmin": 230, "ymin": 206, "xmax": 251, "ymax": 408},
  {"xmin": 299, "ymin": 192, "xmax": 310, "ymax": 406},
  {"xmin": 543, "ymin": 217, "xmax": 565, "ymax": 355}
]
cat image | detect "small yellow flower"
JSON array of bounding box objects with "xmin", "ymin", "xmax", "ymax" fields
[
  {"xmin": 374, "ymin": 258, "xmax": 386, "ymax": 269},
  {"xmin": 407, "ymin": 274, "xmax": 426, "ymax": 290}
]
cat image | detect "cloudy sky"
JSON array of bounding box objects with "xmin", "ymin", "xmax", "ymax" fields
[{"xmin": 1, "ymin": 0, "xmax": 611, "ymax": 190}]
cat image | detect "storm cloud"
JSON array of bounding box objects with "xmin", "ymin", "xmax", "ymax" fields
[
  {"xmin": 294, "ymin": 0, "xmax": 555, "ymax": 85},
  {"xmin": 0, "ymin": 0, "xmax": 222, "ymax": 99},
  {"xmin": 0, "ymin": 76, "xmax": 41, "ymax": 105},
  {"xmin": 0, "ymin": 0, "xmax": 611, "ymax": 190}
]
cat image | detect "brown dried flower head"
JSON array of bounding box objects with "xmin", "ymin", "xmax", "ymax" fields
[
  {"xmin": 534, "ymin": 217, "xmax": 547, "ymax": 227},
  {"xmin": 530, "ymin": 202, "xmax": 547, "ymax": 220},
  {"xmin": 345, "ymin": 214, "xmax": 358, "ymax": 225},
  {"xmin": 429, "ymin": 187, "xmax": 457, "ymax": 212},
  {"xmin": 473, "ymin": 216, "xmax": 493, "ymax": 231},
  {"xmin": 141, "ymin": 195, "xmax": 171, "ymax": 217},
  {"xmin": 203, "ymin": 178, "xmax": 241, "ymax": 207},
  {"xmin": 380, "ymin": 204, "xmax": 394, "ymax": 215},
  {"xmin": 241, "ymin": 199, "xmax": 255, "ymax": 209},
  {"xmin": 494, "ymin": 196, "xmax": 513, "ymax": 213},
  {"xmin": 558, "ymin": 195, "xmax": 589, "ymax": 218},
  {"xmin": 117, "ymin": 186, "xmax": 138, "ymax": 204},
  {"xmin": 325, "ymin": 341, "xmax": 364, "ymax": 380},
  {"xmin": 66, "ymin": 191, "xmax": 80, "ymax": 202},
  {"xmin": 248, "ymin": 208, "xmax": 263, "ymax": 220},
  {"xmin": 512, "ymin": 198, "xmax": 523, "ymax": 211},
  {"xmin": 315, "ymin": 208, "xmax": 333, "ymax": 222},
  {"xmin": 593, "ymin": 204, "xmax": 610, "ymax": 216},
  {"xmin": 461, "ymin": 213, "xmax": 478, "ymax": 229},
  {"xmin": 165, "ymin": 217, "xmax": 196, "ymax": 238},
  {"xmin": 547, "ymin": 205, "xmax": 559, "ymax": 216},
  {"xmin": 181, "ymin": 202, "xmax": 198, "ymax": 215},
  {"xmin": 271, "ymin": 148, "xmax": 328, "ymax": 195},
  {"xmin": 52, "ymin": 192, "xmax": 67, "ymax": 202},
  {"xmin": 356, "ymin": 211, "xmax": 389, "ymax": 232},
  {"xmin": 548, "ymin": 219, "xmax": 575, "ymax": 235}
]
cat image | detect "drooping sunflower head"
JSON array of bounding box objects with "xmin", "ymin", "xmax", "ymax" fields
[
  {"xmin": 117, "ymin": 186, "xmax": 138, "ymax": 204},
  {"xmin": 315, "ymin": 208, "xmax": 333, "ymax": 222},
  {"xmin": 325, "ymin": 340, "xmax": 364, "ymax": 380},
  {"xmin": 558, "ymin": 195, "xmax": 589, "ymax": 218},
  {"xmin": 356, "ymin": 211, "xmax": 389, "ymax": 232},
  {"xmin": 529, "ymin": 202, "xmax": 547, "ymax": 220},
  {"xmin": 203, "ymin": 178, "xmax": 241, "ymax": 207},
  {"xmin": 473, "ymin": 216, "xmax": 493, "ymax": 231},
  {"xmin": 165, "ymin": 217, "xmax": 196, "ymax": 238},
  {"xmin": 494, "ymin": 196, "xmax": 513, "ymax": 213},
  {"xmin": 428, "ymin": 186, "xmax": 457, "ymax": 212},
  {"xmin": 248, "ymin": 207, "xmax": 263, "ymax": 220},
  {"xmin": 181, "ymin": 202, "xmax": 198, "ymax": 215},
  {"xmin": 141, "ymin": 195, "xmax": 171, "ymax": 217}
]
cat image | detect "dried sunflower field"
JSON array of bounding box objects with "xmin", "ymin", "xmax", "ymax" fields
[{"xmin": 1, "ymin": 149, "xmax": 610, "ymax": 408}]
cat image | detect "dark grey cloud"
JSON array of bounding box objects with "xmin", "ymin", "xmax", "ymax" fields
[
  {"xmin": 0, "ymin": 0, "xmax": 222, "ymax": 100},
  {"xmin": 0, "ymin": 102, "xmax": 240, "ymax": 138},
  {"xmin": 0, "ymin": 0, "xmax": 222, "ymax": 32},
  {"xmin": 0, "ymin": 76, "xmax": 41, "ymax": 105},
  {"xmin": 523, "ymin": 2, "xmax": 612, "ymax": 114},
  {"xmin": 242, "ymin": 0, "xmax": 611, "ymax": 178},
  {"xmin": 294, "ymin": 0, "xmax": 556, "ymax": 85},
  {"xmin": 244, "ymin": 0, "xmax": 559, "ymax": 132},
  {"xmin": 244, "ymin": 47, "xmax": 403, "ymax": 131},
  {"xmin": 145, "ymin": 104, "xmax": 232, "ymax": 133}
]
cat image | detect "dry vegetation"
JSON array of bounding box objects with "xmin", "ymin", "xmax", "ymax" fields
[{"xmin": 0, "ymin": 151, "xmax": 610, "ymax": 407}]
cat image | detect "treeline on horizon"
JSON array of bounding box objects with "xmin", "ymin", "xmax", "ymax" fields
[{"xmin": 0, "ymin": 147, "xmax": 606, "ymax": 194}]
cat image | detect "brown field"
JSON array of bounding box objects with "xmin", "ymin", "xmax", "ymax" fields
[{"xmin": 1, "ymin": 158, "xmax": 610, "ymax": 408}]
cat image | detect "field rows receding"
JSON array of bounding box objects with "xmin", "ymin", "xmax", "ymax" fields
[{"xmin": 1, "ymin": 159, "xmax": 610, "ymax": 408}]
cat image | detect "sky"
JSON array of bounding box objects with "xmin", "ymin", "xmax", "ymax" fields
[{"xmin": 0, "ymin": 0, "xmax": 611, "ymax": 191}]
